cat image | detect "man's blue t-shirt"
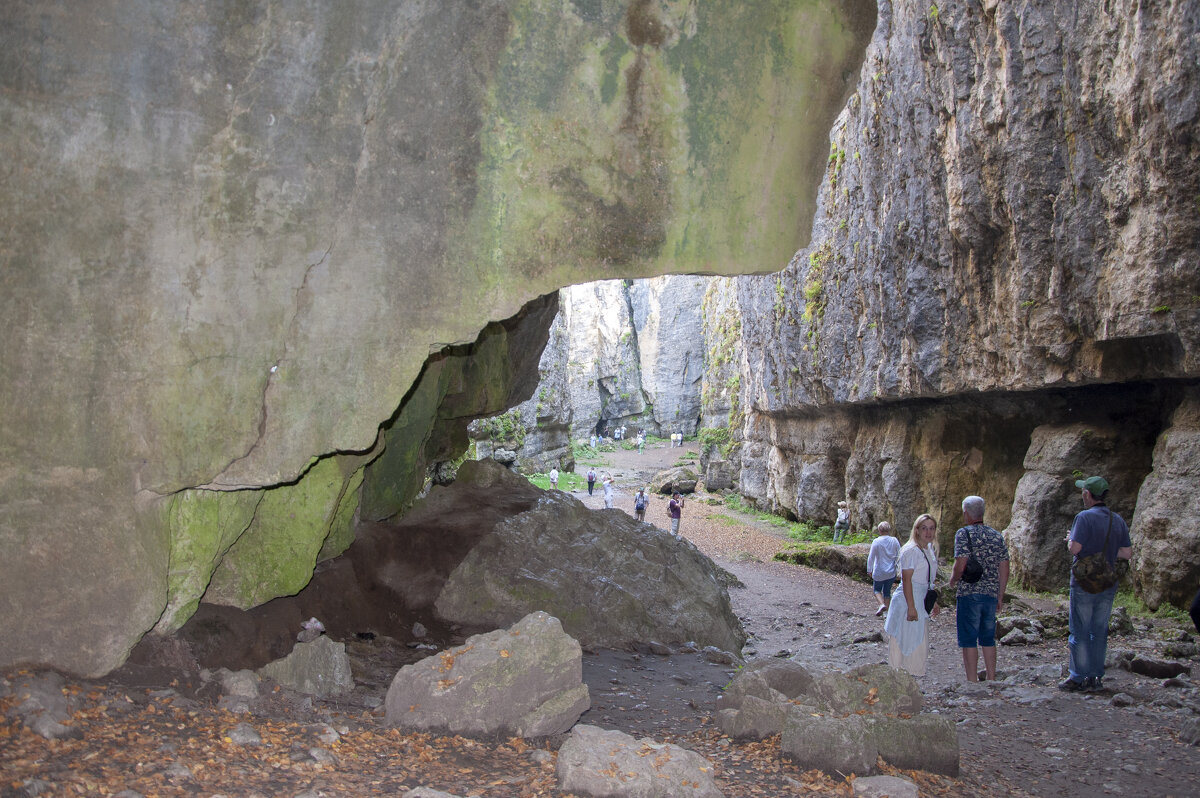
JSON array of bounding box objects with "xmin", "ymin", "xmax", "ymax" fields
[{"xmin": 1069, "ymin": 504, "xmax": 1132, "ymax": 588}]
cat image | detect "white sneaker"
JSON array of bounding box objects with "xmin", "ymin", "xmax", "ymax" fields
[{"xmin": 875, "ymin": 605, "xmax": 886, "ymax": 617}]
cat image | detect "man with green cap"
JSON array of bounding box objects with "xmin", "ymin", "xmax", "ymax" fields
[{"xmin": 1059, "ymin": 475, "xmax": 1133, "ymax": 693}]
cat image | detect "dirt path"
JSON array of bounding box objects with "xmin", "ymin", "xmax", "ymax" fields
[{"xmin": 575, "ymin": 441, "xmax": 1200, "ymax": 797}]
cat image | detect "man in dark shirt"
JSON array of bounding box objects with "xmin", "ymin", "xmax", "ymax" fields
[{"xmin": 947, "ymin": 495, "xmax": 1009, "ymax": 682}]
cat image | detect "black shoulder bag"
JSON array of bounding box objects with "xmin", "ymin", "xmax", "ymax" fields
[
  {"xmin": 923, "ymin": 548, "xmax": 940, "ymax": 613},
  {"xmin": 961, "ymin": 527, "xmax": 984, "ymax": 583}
]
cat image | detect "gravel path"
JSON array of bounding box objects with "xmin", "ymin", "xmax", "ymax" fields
[{"xmin": 572, "ymin": 441, "xmax": 1200, "ymax": 797}]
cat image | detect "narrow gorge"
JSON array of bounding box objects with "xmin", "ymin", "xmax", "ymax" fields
[{"xmin": 1, "ymin": 0, "xmax": 1196, "ymax": 684}]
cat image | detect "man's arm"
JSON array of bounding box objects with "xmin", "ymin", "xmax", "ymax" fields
[{"xmin": 1117, "ymin": 546, "xmax": 1133, "ymax": 560}]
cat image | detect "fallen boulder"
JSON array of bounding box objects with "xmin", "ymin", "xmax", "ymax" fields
[
  {"xmin": 556, "ymin": 724, "xmax": 723, "ymax": 798},
  {"xmin": 1127, "ymin": 656, "xmax": 1192, "ymax": 680},
  {"xmin": 773, "ymin": 543, "xmax": 873, "ymax": 584},
  {"xmin": 433, "ymin": 463, "xmax": 745, "ymax": 653},
  {"xmin": 257, "ymin": 636, "xmax": 354, "ymax": 697},
  {"xmin": 649, "ymin": 466, "xmax": 700, "ymax": 495},
  {"xmin": 385, "ymin": 611, "xmax": 589, "ymax": 739},
  {"xmin": 781, "ymin": 713, "xmax": 876, "ymax": 776},
  {"xmin": 718, "ymin": 661, "xmax": 954, "ymax": 776},
  {"xmin": 5, "ymin": 671, "xmax": 81, "ymax": 740}
]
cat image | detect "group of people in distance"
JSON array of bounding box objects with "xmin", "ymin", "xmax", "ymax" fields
[
  {"xmin": 579, "ymin": 464, "xmax": 682, "ymax": 533},
  {"xmin": 864, "ymin": 476, "xmax": 1133, "ymax": 692}
]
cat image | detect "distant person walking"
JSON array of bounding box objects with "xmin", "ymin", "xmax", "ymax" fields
[
  {"xmin": 883, "ymin": 514, "xmax": 941, "ymax": 676},
  {"xmin": 668, "ymin": 492, "xmax": 684, "ymax": 539},
  {"xmin": 947, "ymin": 495, "xmax": 1009, "ymax": 682},
  {"xmin": 637, "ymin": 432, "xmax": 645, "ymax": 454},
  {"xmin": 633, "ymin": 488, "xmax": 648, "ymax": 522},
  {"xmin": 602, "ymin": 473, "xmax": 615, "ymax": 509},
  {"xmin": 1059, "ymin": 475, "xmax": 1133, "ymax": 693},
  {"xmin": 867, "ymin": 521, "xmax": 901, "ymax": 617},
  {"xmin": 586, "ymin": 467, "xmax": 597, "ymax": 496},
  {"xmin": 548, "ymin": 467, "xmax": 559, "ymax": 490},
  {"xmin": 833, "ymin": 501, "xmax": 850, "ymax": 543}
]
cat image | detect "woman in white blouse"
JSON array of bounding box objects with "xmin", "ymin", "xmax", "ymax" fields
[{"xmin": 884, "ymin": 513, "xmax": 941, "ymax": 676}]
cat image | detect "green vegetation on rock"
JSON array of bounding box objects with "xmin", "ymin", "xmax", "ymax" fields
[{"xmin": 204, "ymin": 456, "xmax": 365, "ymax": 609}]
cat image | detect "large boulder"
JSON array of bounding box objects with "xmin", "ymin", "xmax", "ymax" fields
[
  {"xmin": 257, "ymin": 636, "xmax": 354, "ymax": 698},
  {"xmin": 384, "ymin": 611, "xmax": 589, "ymax": 739},
  {"xmin": 1132, "ymin": 387, "xmax": 1200, "ymax": 609},
  {"xmin": 1004, "ymin": 423, "xmax": 1149, "ymax": 592},
  {"xmin": 720, "ymin": 662, "xmax": 951, "ymax": 777},
  {"xmin": 433, "ymin": 462, "xmax": 745, "ymax": 653},
  {"xmin": 650, "ymin": 466, "xmax": 700, "ymax": 495}
]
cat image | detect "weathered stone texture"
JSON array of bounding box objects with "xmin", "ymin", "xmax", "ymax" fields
[
  {"xmin": 433, "ymin": 462, "xmax": 745, "ymax": 653},
  {"xmin": 736, "ymin": 0, "xmax": 1199, "ymax": 602},
  {"xmin": 1005, "ymin": 422, "xmax": 1151, "ymax": 592},
  {"xmin": 384, "ymin": 611, "xmax": 588, "ymax": 738},
  {"xmin": 0, "ymin": 1, "xmax": 874, "ymax": 674},
  {"xmin": 1131, "ymin": 387, "xmax": 1200, "ymax": 610}
]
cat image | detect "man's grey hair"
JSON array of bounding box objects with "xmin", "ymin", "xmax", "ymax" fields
[{"xmin": 962, "ymin": 495, "xmax": 985, "ymax": 521}]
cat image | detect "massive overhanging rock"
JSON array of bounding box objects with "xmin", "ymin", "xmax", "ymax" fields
[
  {"xmin": 733, "ymin": 0, "xmax": 1199, "ymax": 597},
  {"xmin": 0, "ymin": 1, "xmax": 875, "ymax": 675}
]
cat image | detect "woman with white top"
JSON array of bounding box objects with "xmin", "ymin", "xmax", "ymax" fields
[{"xmin": 883, "ymin": 513, "xmax": 941, "ymax": 676}]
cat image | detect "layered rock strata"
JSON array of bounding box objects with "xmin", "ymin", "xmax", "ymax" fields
[{"xmin": 736, "ymin": 0, "xmax": 1199, "ymax": 602}]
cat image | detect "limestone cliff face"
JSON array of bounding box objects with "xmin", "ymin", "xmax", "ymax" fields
[
  {"xmin": 470, "ymin": 302, "xmax": 575, "ymax": 475},
  {"xmin": 738, "ymin": 0, "xmax": 1199, "ymax": 603},
  {"xmin": 0, "ymin": 1, "xmax": 874, "ymax": 674},
  {"xmin": 474, "ymin": 275, "xmax": 711, "ymax": 462}
]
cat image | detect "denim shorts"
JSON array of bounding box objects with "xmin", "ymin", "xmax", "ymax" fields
[
  {"xmin": 873, "ymin": 578, "xmax": 895, "ymax": 598},
  {"xmin": 956, "ymin": 593, "xmax": 998, "ymax": 647}
]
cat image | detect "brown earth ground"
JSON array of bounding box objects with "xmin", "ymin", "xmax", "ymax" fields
[{"xmin": 3, "ymin": 441, "xmax": 1199, "ymax": 797}]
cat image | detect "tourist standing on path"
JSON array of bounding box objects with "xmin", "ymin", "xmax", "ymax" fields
[
  {"xmin": 633, "ymin": 488, "xmax": 648, "ymax": 522},
  {"xmin": 586, "ymin": 467, "xmax": 597, "ymax": 496},
  {"xmin": 833, "ymin": 501, "xmax": 850, "ymax": 543},
  {"xmin": 883, "ymin": 514, "xmax": 940, "ymax": 676},
  {"xmin": 1059, "ymin": 475, "xmax": 1133, "ymax": 693},
  {"xmin": 947, "ymin": 495, "xmax": 1009, "ymax": 682},
  {"xmin": 668, "ymin": 492, "xmax": 684, "ymax": 538},
  {"xmin": 867, "ymin": 521, "xmax": 901, "ymax": 617},
  {"xmin": 637, "ymin": 432, "xmax": 645, "ymax": 454},
  {"xmin": 549, "ymin": 467, "xmax": 559, "ymax": 490},
  {"xmin": 602, "ymin": 473, "xmax": 615, "ymax": 509}
]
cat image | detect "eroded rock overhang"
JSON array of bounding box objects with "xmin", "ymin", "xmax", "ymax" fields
[{"xmin": 0, "ymin": 1, "xmax": 877, "ymax": 675}]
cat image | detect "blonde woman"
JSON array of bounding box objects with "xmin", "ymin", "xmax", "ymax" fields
[{"xmin": 883, "ymin": 514, "xmax": 941, "ymax": 676}]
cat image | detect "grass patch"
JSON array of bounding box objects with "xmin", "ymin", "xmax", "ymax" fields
[
  {"xmin": 709, "ymin": 514, "xmax": 743, "ymax": 526},
  {"xmin": 527, "ymin": 471, "xmax": 587, "ymax": 492},
  {"xmin": 772, "ymin": 541, "xmax": 873, "ymax": 584},
  {"xmin": 721, "ymin": 493, "xmax": 867, "ymax": 543},
  {"xmin": 1113, "ymin": 587, "xmax": 1190, "ymax": 622}
]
